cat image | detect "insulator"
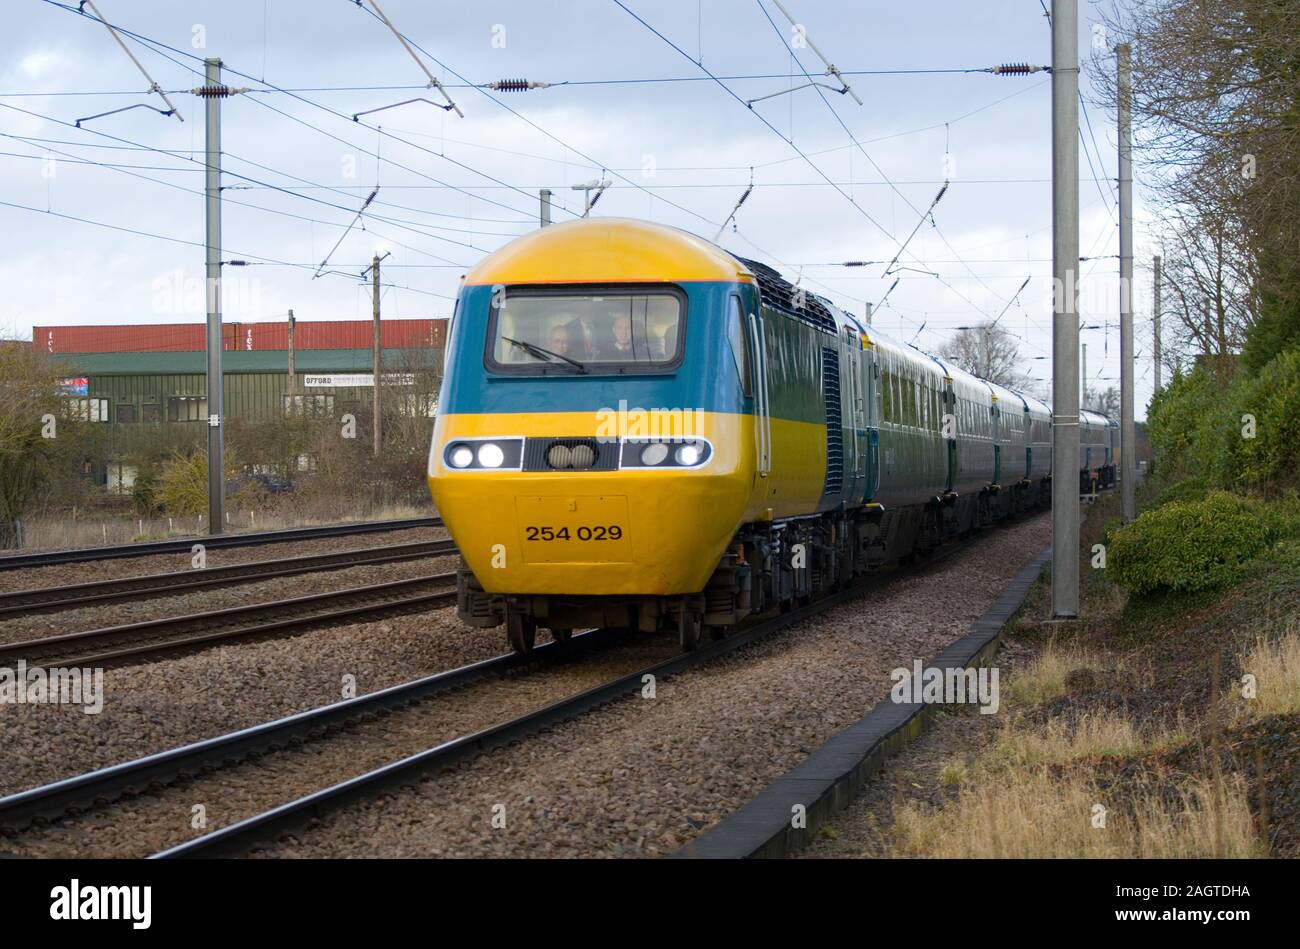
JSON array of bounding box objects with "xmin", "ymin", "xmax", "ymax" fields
[
  {"xmin": 193, "ymin": 85, "xmax": 237, "ymax": 98},
  {"xmin": 991, "ymin": 63, "xmax": 1041, "ymax": 77},
  {"xmin": 492, "ymin": 78, "xmax": 533, "ymax": 92}
]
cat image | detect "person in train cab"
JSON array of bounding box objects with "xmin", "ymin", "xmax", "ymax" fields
[
  {"xmin": 600, "ymin": 315, "xmax": 637, "ymax": 360},
  {"xmin": 545, "ymin": 324, "xmax": 574, "ymax": 358}
]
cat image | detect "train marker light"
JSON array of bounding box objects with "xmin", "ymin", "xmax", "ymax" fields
[
  {"xmin": 640, "ymin": 443, "xmax": 669, "ymax": 466},
  {"xmin": 675, "ymin": 443, "xmax": 702, "ymax": 466},
  {"xmin": 449, "ymin": 445, "xmax": 474, "ymax": 468},
  {"xmin": 478, "ymin": 443, "xmax": 505, "ymax": 468}
]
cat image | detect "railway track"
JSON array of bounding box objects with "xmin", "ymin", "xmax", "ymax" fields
[
  {"xmin": 0, "ymin": 530, "xmax": 982, "ymax": 857},
  {"xmin": 0, "ymin": 516, "xmax": 444, "ymax": 570},
  {"xmin": 147, "ymin": 574, "xmax": 917, "ymax": 858},
  {"xmin": 150, "ymin": 536, "xmax": 985, "ymax": 858},
  {"xmin": 0, "ymin": 539, "xmax": 457, "ymax": 619},
  {"xmin": 0, "ymin": 572, "xmax": 459, "ymax": 669},
  {"xmin": 0, "ymin": 629, "xmax": 625, "ymax": 836}
]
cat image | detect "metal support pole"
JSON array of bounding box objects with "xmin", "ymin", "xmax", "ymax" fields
[
  {"xmin": 1153, "ymin": 255, "xmax": 1162, "ymax": 390},
  {"xmin": 1081, "ymin": 342, "xmax": 1088, "ymax": 409},
  {"xmin": 540, "ymin": 188, "xmax": 552, "ymax": 227},
  {"xmin": 372, "ymin": 254, "xmax": 382, "ymax": 458},
  {"xmin": 204, "ymin": 57, "xmax": 225, "ymax": 536},
  {"xmin": 1118, "ymin": 43, "xmax": 1136, "ymax": 521},
  {"xmin": 1050, "ymin": 0, "xmax": 1080, "ymax": 618}
]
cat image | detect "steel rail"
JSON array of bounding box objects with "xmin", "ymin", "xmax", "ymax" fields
[
  {"xmin": 0, "ymin": 572, "xmax": 458, "ymax": 669},
  {"xmin": 0, "ymin": 629, "xmax": 624, "ymax": 835},
  {"xmin": 0, "ymin": 516, "xmax": 444, "ymax": 570},
  {"xmin": 0, "ymin": 539, "xmax": 457, "ymax": 618},
  {"xmin": 155, "ymin": 541, "xmax": 980, "ymax": 859}
]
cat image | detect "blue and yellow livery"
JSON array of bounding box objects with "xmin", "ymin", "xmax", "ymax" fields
[{"xmin": 429, "ymin": 217, "xmax": 1107, "ymax": 654}]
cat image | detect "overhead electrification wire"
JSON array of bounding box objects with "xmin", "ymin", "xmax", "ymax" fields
[
  {"xmin": 0, "ymin": 196, "xmax": 452, "ymax": 300},
  {"xmin": 752, "ymin": 0, "xmax": 1023, "ymax": 322},
  {"xmin": 0, "ymin": 102, "xmax": 484, "ymax": 262},
  {"xmin": 39, "ymin": 0, "xmax": 552, "ymax": 225},
  {"xmin": 347, "ymin": 1, "xmax": 733, "ymax": 234}
]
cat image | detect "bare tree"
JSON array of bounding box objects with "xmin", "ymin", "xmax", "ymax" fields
[
  {"xmin": 1087, "ymin": 385, "xmax": 1121, "ymax": 417},
  {"xmin": 0, "ymin": 343, "xmax": 81, "ymax": 547},
  {"xmin": 1094, "ymin": 0, "xmax": 1300, "ymax": 371},
  {"xmin": 938, "ymin": 322, "xmax": 1030, "ymax": 388}
]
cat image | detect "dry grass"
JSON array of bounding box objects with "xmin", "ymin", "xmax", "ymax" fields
[
  {"xmin": 991, "ymin": 709, "xmax": 1185, "ymax": 767},
  {"xmin": 892, "ymin": 768, "xmax": 1261, "ymax": 858},
  {"xmin": 1236, "ymin": 622, "xmax": 1300, "ymax": 718},
  {"xmin": 938, "ymin": 760, "xmax": 968, "ymax": 786},
  {"xmin": 1000, "ymin": 638, "xmax": 1110, "ymax": 707}
]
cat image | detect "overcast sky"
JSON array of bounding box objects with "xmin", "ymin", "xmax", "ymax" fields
[{"xmin": 1, "ymin": 0, "xmax": 1156, "ymax": 415}]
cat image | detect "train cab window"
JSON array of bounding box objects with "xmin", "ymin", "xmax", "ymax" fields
[
  {"xmin": 726, "ymin": 296, "xmax": 752, "ymax": 397},
  {"xmin": 486, "ymin": 286, "xmax": 685, "ymax": 375}
]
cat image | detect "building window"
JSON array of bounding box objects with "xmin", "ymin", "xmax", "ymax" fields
[
  {"xmin": 141, "ymin": 403, "xmax": 162, "ymax": 423},
  {"xmin": 116, "ymin": 403, "xmax": 138, "ymax": 424},
  {"xmin": 168, "ymin": 396, "xmax": 208, "ymax": 422},
  {"xmin": 65, "ymin": 397, "xmax": 109, "ymax": 422},
  {"xmin": 283, "ymin": 394, "xmax": 335, "ymax": 418}
]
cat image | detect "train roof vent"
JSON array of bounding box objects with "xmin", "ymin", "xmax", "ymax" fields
[{"xmin": 732, "ymin": 255, "xmax": 838, "ymax": 334}]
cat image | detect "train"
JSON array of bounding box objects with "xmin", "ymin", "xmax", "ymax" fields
[{"xmin": 427, "ymin": 218, "xmax": 1117, "ymax": 654}]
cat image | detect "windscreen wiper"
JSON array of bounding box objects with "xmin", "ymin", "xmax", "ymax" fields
[{"xmin": 502, "ymin": 336, "xmax": 587, "ymax": 372}]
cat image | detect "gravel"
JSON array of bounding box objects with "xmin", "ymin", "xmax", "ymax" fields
[
  {"xmin": 794, "ymin": 634, "xmax": 1044, "ymax": 858},
  {"xmin": 0, "ymin": 596, "xmax": 502, "ymax": 799},
  {"xmin": 0, "ymin": 526, "xmax": 446, "ymax": 595},
  {"xmin": 252, "ymin": 513, "xmax": 1050, "ymax": 858},
  {"xmin": 2, "ymin": 635, "xmax": 676, "ymax": 858},
  {"xmin": 1, "ymin": 514, "xmax": 1051, "ymax": 858}
]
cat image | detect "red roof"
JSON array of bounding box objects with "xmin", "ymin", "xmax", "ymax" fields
[{"xmin": 31, "ymin": 319, "xmax": 447, "ymax": 354}]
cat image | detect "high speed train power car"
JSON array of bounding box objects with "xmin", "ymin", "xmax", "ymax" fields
[{"xmin": 428, "ymin": 218, "xmax": 1116, "ymax": 654}]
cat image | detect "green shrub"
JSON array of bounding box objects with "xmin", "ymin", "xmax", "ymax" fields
[
  {"xmin": 1149, "ymin": 477, "xmax": 1211, "ymax": 508},
  {"xmin": 131, "ymin": 469, "xmax": 161, "ymax": 517},
  {"xmin": 1223, "ymin": 345, "xmax": 1300, "ymax": 493},
  {"xmin": 1107, "ymin": 492, "xmax": 1273, "ymax": 596},
  {"xmin": 1145, "ymin": 364, "xmax": 1242, "ymax": 489},
  {"xmin": 157, "ymin": 451, "xmax": 239, "ymax": 517}
]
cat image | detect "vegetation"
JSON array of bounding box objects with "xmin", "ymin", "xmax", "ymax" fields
[
  {"xmin": 0, "ymin": 343, "xmax": 106, "ymax": 548},
  {"xmin": 1095, "ymin": 0, "xmax": 1300, "ymax": 377},
  {"xmin": 1106, "ymin": 492, "xmax": 1273, "ymax": 595}
]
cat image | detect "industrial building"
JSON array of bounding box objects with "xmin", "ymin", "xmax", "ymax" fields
[
  {"xmin": 35, "ymin": 317, "xmax": 447, "ymax": 488},
  {"xmin": 39, "ymin": 317, "xmax": 446, "ymax": 424}
]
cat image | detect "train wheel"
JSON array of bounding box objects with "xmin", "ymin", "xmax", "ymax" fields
[
  {"xmin": 678, "ymin": 610, "xmax": 702, "ymax": 652},
  {"xmin": 707, "ymin": 624, "xmax": 727, "ymax": 642},
  {"xmin": 550, "ymin": 627, "xmax": 573, "ymax": 645},
  {"xmin": 507, "ymin": 614, "xmax": 537, "ymax": 655}
]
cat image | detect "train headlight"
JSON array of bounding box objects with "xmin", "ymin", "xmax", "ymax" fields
[
  {"xmin": 640, "ymin": 443, "xmax": 669, "ymax": 466},
  {"xmin": 675, "ymin": 443, "xmax": 702, "ymax": 466},
  {"xmin": 448, "ymin": 444, "xmax": 473, "ymax": 468},
  {"xmin": 477, "ymin": 442, "xmax": 505, "ymax": 468}
]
